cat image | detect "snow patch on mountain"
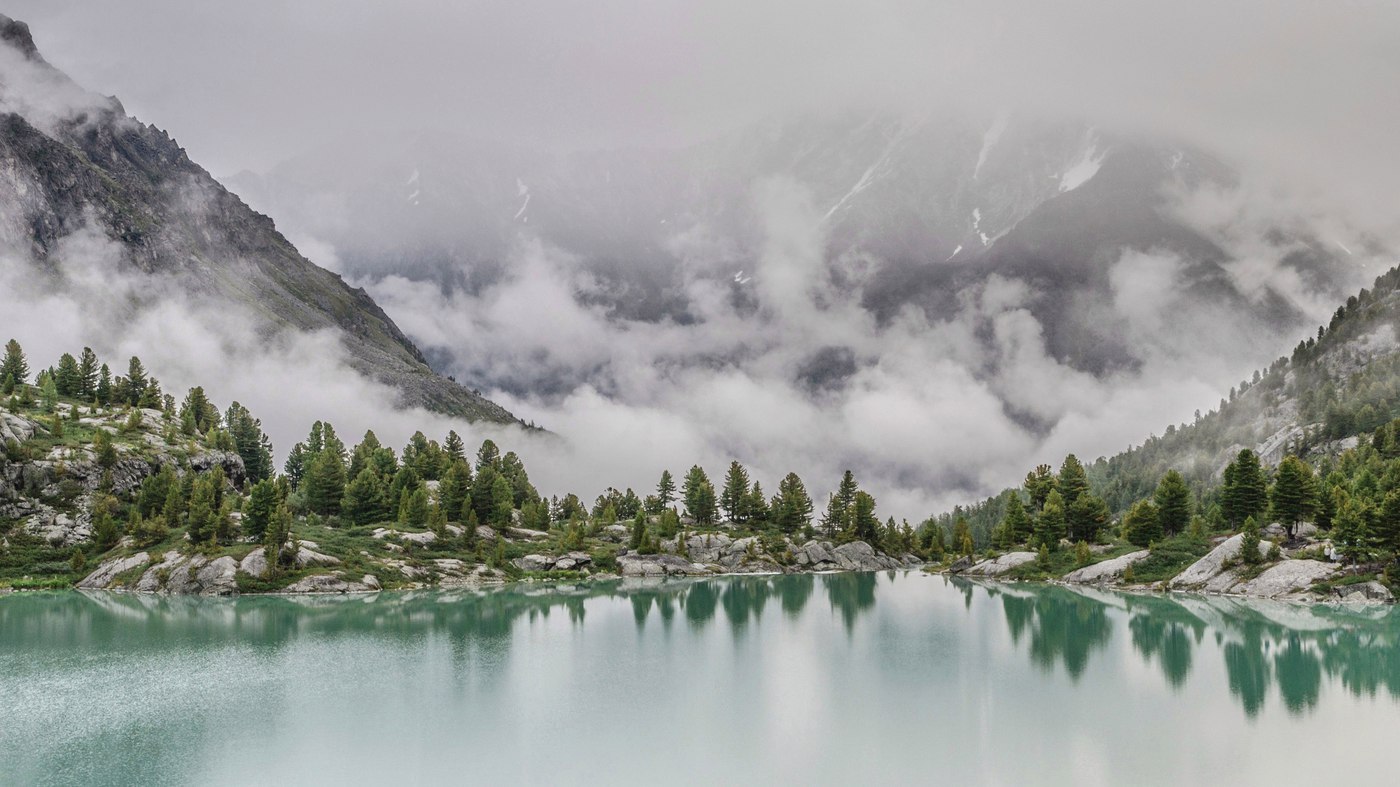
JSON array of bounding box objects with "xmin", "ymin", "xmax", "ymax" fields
[
  {"xmin": 973, "ymin": 112, "xmax": 1009, "ymax": 180},
  {"xmin": 1059, "ymin": 137, "xmax": 1105, "ymax": 192}
]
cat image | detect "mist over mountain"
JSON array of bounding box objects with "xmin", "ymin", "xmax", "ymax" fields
[
  {"xmin": 224, "ymin": 111, "xmax": 1389, "ymax": 514},
  {"xmin": 5, "ymin": 1, "xmax": 1399, "ymax": 519}
]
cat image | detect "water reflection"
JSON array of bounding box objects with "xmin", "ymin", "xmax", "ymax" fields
[{"xmin": 954, "ymin": 578, "xmax": 1400, "ymax": 719}]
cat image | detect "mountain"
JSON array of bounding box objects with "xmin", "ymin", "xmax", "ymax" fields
[
  {"xmin": 0, "ymin": 14, "xmax": 518, "ymax": 425},
  {"xmin": 938, "ymin": 263, "xmax": 1400, "ymax": 545},
  {"xmin": 228, "ymin": 112, "xmax": 1380, "ymax": 404}
]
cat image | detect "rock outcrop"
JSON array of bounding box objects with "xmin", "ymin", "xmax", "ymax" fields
[
  {"xmin": 1062, "ymin": 550, "xmax": 1151, "ymax": 585},
  {"xmin": 616, "ymin": 553, "xmax": 712, "ymax": 578},
  {"xmin": 1232, "ymin": 560, "xmax": 1338, "ymax": 598},
  {"xmin": 77, "ymin": 552, "xmax": 150, "ymax": 589},
  {"xmin": 1170, "ymin": 534, "xmax": 1272, "ymax": 591},
  {"xmin": 962, "ymin": 551, "xmax": 1038, "ymax": 577}
]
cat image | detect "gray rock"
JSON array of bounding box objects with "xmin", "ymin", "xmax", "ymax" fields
[
  {"xmin": 239, "ymin": 547, "xmax": 268, "ymax": 578},
  {"xmin": 193, "ymin": 556, "xmax": 239, "ymax": 596},
  {"xmin": 77, "ymin": 551, "xmax": 150, "ymax": 589},
  {"xmin": 947, "ymin": 555, "xmax": 974, "ymax": 573},
  {"xmin": 617, "ymin": 553, "xmax": 712, "ymax": 577},
  {"xmin": 963, "ymin": 551, "xmax": 1038, "ymax": 577},
  {"xmin": 1335, "ymin": 580, "xmax": 1393, "ymax": 602},
  {"xmin": 1171, "ymin": 533, "xmax": 1271, "ymax": 590},
  {"xmin": 831, "ymin": 541, "xmax": 900, "ymax": 571},
  {"xmin": 1062, "ymin": 550, "xmax": 1151, "ymax": 585},
  {"xmin": 362, "ymin": 574, "xmax": 382, "ymax": 591},
  {"xmin": 281, "ymin": 574, "xmax": 375, "ymax": 594},
  {"xmin": 1233, "ymin": 560, "xmax": 1337, "ymax": 598},
  {"xmin": 294, "ymin": 544, "xmax": 341, "ymax": 568},
  {"xmin": 514, "ymin": 554, "xmax": 555, "ymax": 572}
]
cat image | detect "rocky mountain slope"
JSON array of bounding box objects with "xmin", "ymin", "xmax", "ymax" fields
[
  {"xmin": 0, "ymin": 14, "xmax": 516, "ymax": 424},
  {"xmin": 229, "ymin": 112, "xmax": 1374, "ymax": 384}
]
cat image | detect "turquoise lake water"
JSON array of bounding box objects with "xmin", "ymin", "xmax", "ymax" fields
[{"xmin": 4, "ymin": 572, "xmax": 1399, "ymax": 785}]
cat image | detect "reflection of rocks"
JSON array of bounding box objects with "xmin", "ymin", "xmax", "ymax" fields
[
  {"xmin": 962, "ymin": 551, "xmax": 1037, "ymax": 577},
  {"xmin": 1062, "ymin": 550, "xmax": 1150, "ymax": 584},
  {"xmin": 1335, "ymin": 581, "xmax": 1393, "ymax": 603}
]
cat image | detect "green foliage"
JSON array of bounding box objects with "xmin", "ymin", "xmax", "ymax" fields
[
  {"xmin": 1123, "ymin": 499, "xmax": 1162, "ymax": 547},
  {"xmin": 1035, "ymin": 490, "xmax": 1067, "ymax": 550},
  {"xmin": 1269, "ymin": 455, "xmax": 1318, "ymax": 538},
  {"xmin": 1153, "ymin": 470, "xmax": 1192, "ymax": 536},
  {"xmin": 1240, "ymin": 516, "xmax": 1263, "ymax": 566},
  {"xmin": 1, "ymin": 339, "xmax": 29, "ymax": 387}
]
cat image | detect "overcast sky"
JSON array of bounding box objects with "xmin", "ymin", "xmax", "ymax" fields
[{"xmin": 7, "ymin": 0, "xmax": 1400, "ymax": 225}]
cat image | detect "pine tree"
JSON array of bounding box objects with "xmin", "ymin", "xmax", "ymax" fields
[
  {"xmin": 851, "ymin": 491, "xmax": 880, "ymax": 544},
  {"xmin": 1222, "ymin": 449, "xmax": 1268, "ymax": 527},
  {"xmin": 399, "ymin": 485, "xmax": 429, "ymax": 528},
  {"xmin": 1240, "ymin": 516, "xmax": 1263, "ymax": 565},
  {"xmin": 225, "ymin": 402, "xmax": 273, "ymax": 481},
  {"xmin": 491, "ymin": 473, "xmax": 514, "ymax": 527},
  {"xmin": 186, "ymin": 476, "xmax": 217, "ymax": 544},
  {"xmin": 93, "ymin": 428, "xmax": 117, "ymax": 469},
  {"xmin": 1066, "ymin": 493, "xmax": 1109, "ymax": 543},
  {"xmin": 125, "ymin": 357, "xmax": 148, "ymax": 407},
  {"xmin": 462, "ymin": 508, "xmax": 481, "ymax": 551},
  {"xmin": 95, "ymin": 364, "xmax": 111, "ymax": 406},
  {"xmin": 244, "ymin": 479, "xmax": 277, "ymax": 540},
  {"xmin": 1024, "ymin": 464, "xmax": 1056, "ymax": 511},
  {"xmin": 835, "ymin": 470, "xmax": 859, "ymax": 514},
  {"xmin": 1002, "ymin": 495, "xmax": 1033, "ymax": 544},
  {"xmin": 629, "ymin": 510, "xmax": 647, "ymax": 550},
  {"xmin": 428, "ymin": 500, "xmax": 448, "ymax": 538},
  {"xmin": 283, "ymin": 443, "xmax": 308, "ymax": 489},
  {"xmin": 1057, "ymin": 455, "xmax": 1088, "ymax": 504},
  {"xmin": 55, "ymin": 353, "xmax": 81, "ymax": 397},
  {"xmin": 720, "ymin": 461, "xmax": 751, "ymax": 523},
  {"xmin": 444, "ymin": 430, "xmax": 465, "ymax": 463},
  {"xmin": 163, "ymin": 478, "xmax": 185, "ymax": 527},
  {"xmin": 264, "ymin": 501, "xmax": 292, "ymax": 576},
  {"xmin": 438, "ymin": 459, "xmax": 472, "ymax": 521},
  {"xmin": 1269, "ymin": 455, "xmax": 1317, "ymax": 539},
  {"xmin": 1035, "ymin": 490, "xmax": 1067, "ymax": 550},
  {"xmin": 772, "ymin": 472, "xmax": 814, "ymax": 534},
  {"xmin": 475, "ymin": 439, "xmax": 501, "ymax": 473},
  {"xmin": 342, "ymin": 468, "xmax": 390, "ymax": 526},
  {"xmin": 78, "ymin": 348, "xmax": 98, "ymax": 399},
  {"xmin": 1123, "ymin": 499, "xmax": 1161, "ymax": 547},
  {"xmin": 1153, "ymin": 470, "xmax": 1192, "ymax": 536},
  {"xmin": 0, "ymin": 339, "xmax": 28, "ymax": 387},
  {"xmin": 304, "ymin": 448, "xmax": 346, "ymax": 517},
  {"xmin": 91, "ymin": 495, "xmax": 120, "ymax": 549},
  {"xmin": 1331, "ymin": 489, "xmax": 1373, "ymax": 565},
  {"xmin": 656, "ymin": 470, "xmax": 676, "ymax": 509}
]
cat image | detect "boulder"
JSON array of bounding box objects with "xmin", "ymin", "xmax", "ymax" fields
[
  {"xmin": 831, "ymin": 541, "xmax": 900, "ymax": 571},
  {"xmin": 514, "ymin": 554, "xmax": 555, "ymax": 572},
  {"xmin": 294, "ymin": 543, "xmax": 341, "ymax": 568},
  {"xmin": 192, "ymin": 556, "xmax": 239, "ymax": 596},
  {"xmin": 947, "ymin": 555, "xmax": 974, "ymax": 573},
  {"xmin": 963, "ymin": 551, "xmax": 1038, "ymax": 577},
  {"xmin": 617, "ymin": 553, "xmax": 712, "ymax": 577},
  {"xmin": 362, "ymin": 574, "xmax": 382, "ymax": 591},
  {"xmin": 238, "ymin": 548, "xmax": 268, "ymax": 578},
  {"xmin": 793, "ymin": 540, "xmax": 837, "ymax": 568},
  {"xmin": 1233, "ymin": 560, "xmax": 1338, "ymax": 598},
  {"xmin": 281, "ymin": 574, "xmax": 376, "ymax": 594},
  {"xmin": 1171, "ymin": 533, "xmax": 1271, "ymax": 590},
  {"xmin": 1062, "ymin": 550, "xmax": 1151, "ymax": 585},
  {"xmin": 77, "ymin": 551, "xmax": 150, "ymax": 589},
  {"xmin": 1335, "ymin": 581, "xmax": 1393, "ymax": 603}
]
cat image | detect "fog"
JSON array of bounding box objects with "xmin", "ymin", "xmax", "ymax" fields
[{"xmin": 3, "ymin": 1, "xmax": 1398, "ymax": 518}]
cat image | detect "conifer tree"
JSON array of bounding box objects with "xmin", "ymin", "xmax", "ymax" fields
[
  {"xmin": 55, "ymin": 353, "xmax": 81, "ymax": 397},
  {"xmin": 1331, "ymin": 489, "xmax": 1372, "ymax": 565},
  {"xmin": 264, "ymin": 501, "xmax": 292, "ymax": 576},
  {"xmin": 95, "ymin": 363, "xmax": 111, "ymax": 406},
  {"xmin": 1123, "ymin": 499, "xmax": 1161, "ymax": 547},
  {"xmin": 304, "ymin": 448, "xmax": 346, "ymax": 516},
  {"xmin": 399, "ymin": 485, "xmax": 429, "ymax": 528},
  {"xmin": 283, "ymin": 443, "xmax": 308, "ymax": 489},
  {"xmin": 78, "ymin": 348, "xmax": 98, "ymax": 399},
  {"xmin": 91, "ymin": 495, "xmax": 120, "ymax": 549},
  {"xmin": 1057, "ymin": 455, "xmax": 1088, "ymax": 504},
  {"xmin": 1222, "ymin": 449, "xmax": 1268, "ymax": 526},
  {"xmin": 656, "ymin": 469, "xmax": 676, "ymax": 509},
  {"xmin": 772, "ymin": 472, "xmax": 814, "ymax": 534},
  {"xmin": 1024, "ymin": 464, "xmax": 1056, "ymax": 511},
  {"xmin": 1239, "ymin": 516, "xmax": 1263, "ymax": 565},
  {"xmin": 244, "ymin": 479, "xmax": 277, "ymax": 540},
  {"xmin": 491, "ymin": 473, "xmax": 514, "ymax": 527},
  {"xmin": 125, "ymin": 357, "xmax": 148, "ymax": 406},
  {"xmin": 1269, "ymin": 455, "xmax": 1318, "ymax": 538},
  {"xmin": 851, "ymin": 491, "xmax": 880, "ymax": 544},
  {"xmin": 93, "ymin": 428, "xmax": 117, "ymax": 469},
  {"xmin": 186, "ymin": 476, "xmax": 216, "ymax": 544},
  {"xmin": 1002, "ymin": 495, "xmax": 1033, "ymax": 544},
  {"xmin": 1035, "ymin": 490, "xmax": 1067, "ymax": 549},
  {"xmin": 438, "ymin": 459, "xmax": 472, "ymax": 521},
  {"xmin": 1153, "ymin": 470, "xmax": 1192, "ymax": 536},
  {"xmin": 1067, "ymin": 492, "xmax": 1109, "ymax": 543},
  {"xmin": 629, "ymin": 510, "xmax": 647, "ymax": 550},
  {"xmin": 0, "ymin": 339, "xmax": 28, "ymax": 387},
  {"xmin": 462, "ymin": 508, "xmax": 481, "ymax": 551},
  {"xmin": 444, "ymin": 430, "xmax": 465, "ymax": 463},
  {"xmin": 342, "ymin": 468, "xmax": 390, "ymax": 526},
  {"xmin": 720, "ymin": 461, "xmax": 751, "ymax": 523}
]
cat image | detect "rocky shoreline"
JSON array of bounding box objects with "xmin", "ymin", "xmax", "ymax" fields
[
  {"xmin": 56, "ymin": 531, "xmax": 924, "ymax": 596},
  {"xmin": 941, "ymin": 530, "xmax": 1393, "ymax": 605}
]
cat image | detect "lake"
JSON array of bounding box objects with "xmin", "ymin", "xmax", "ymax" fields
[{"xmin": 3, "ymin": 572, "xmax": 1399, "ymax": 785}]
